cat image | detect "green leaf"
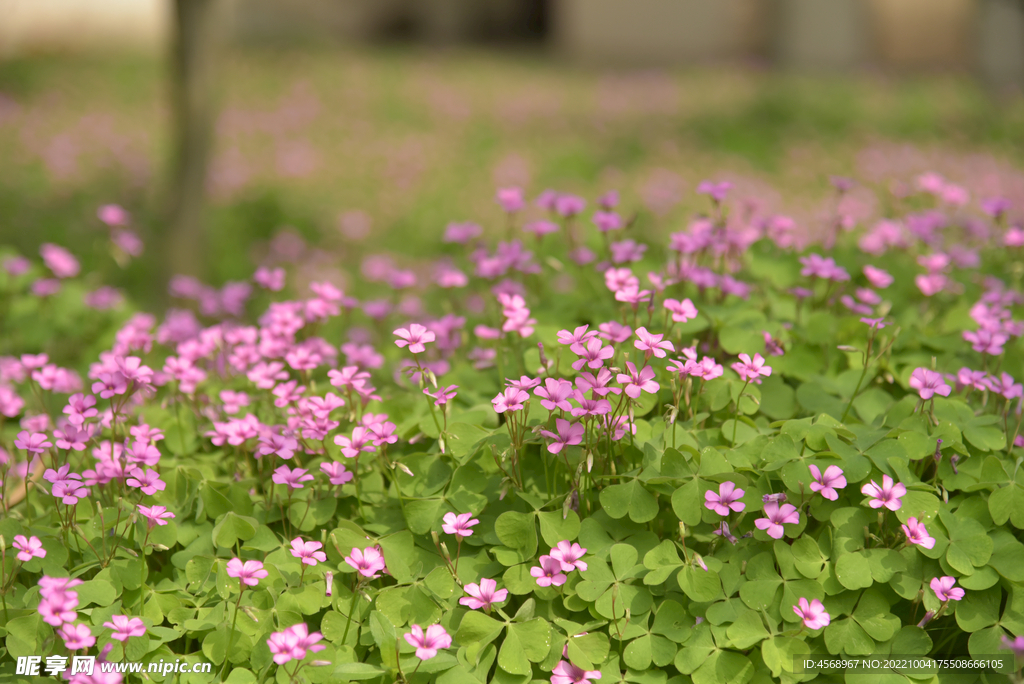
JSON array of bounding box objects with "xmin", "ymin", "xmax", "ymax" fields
[
  {"xmin": 494, "ymin": 511, "xmax": 538, "ymax": 559},
  {"xmin": 538, "ymin": 510, "xmax": 581, "ymax": 548},
  {"xmin": 497, "ymin": 624, "xmax": 530, "ymax": 675},
  {"xmin": 726, "ymin": 609, "xmax": 769, "ymax": 649},
  {"xmin": 691, "ymin": 650, "xmax": 754, "ymax": 684},
  {"xmin": 955, "ymin": 586, "xmax": 1001, "ymax": 633},
  {"xmin": 989, "ymin": 530, "xmax": 1024, "ymax": 581},
  {"xmin": 671, "ymin": 479, "xmax": 702, "ymax": 526},
  {"xmin": 824, "ymin": 617, "xmax": 874, "ymax": 656},
  {"xmin": 331, "ymin": 663, "xmax": 387, "ymax": 680},
  {"xmin": 940, "ymin": 509, "xmax": 993, "ymax": 575},
  {"xmin": 652, "ymin": 600, "xmax": 690, "ymax": 642},
  {"xmin": 403, "ymin": 498, "xmax": 444, "ymax": 535},
  {"xmin": 600, "ymin": 480, "xmax": 659, "ymax": 523},
  {"xmin": 212, "ymin": 512, "xmax": 258, "ymax": 549},
  {"xmin": 643, "ymin": 540, "xmax": 684, "ymax": 586},
  {"xmin": 76, "ymin": 579, "xmax": 118, "ymax": 607},
  {"xmin": 676, "ymin": 566, "xmax": 723, "ymax": 603},
  {"xmin": 369, "ymin": 610, "xmax": 398, "ymax": 670},
  {"xmin": 455, "ymin": 611, "xmax": 504, "ymax": 648},
  {"xmin": 424, "ymin": 566, "xmax": 455, "ymax": 599},
  {"xmin": 566, "ymin": 632, "xmax": 610, "ymax": 671},
  {"xmin": 507, "ymin": 618, "xmax": 551, "ymax": 663},
  {"xmin": 834, "ymin": 552, "xmax": 873, "ymax": 590},
  {"xmin": 989, "ymin": 484, "xmax": 1024, "ymax": 529},
  {"xmin": 610, "ymin": 543, "xmax": 639, "ymax": 578}
]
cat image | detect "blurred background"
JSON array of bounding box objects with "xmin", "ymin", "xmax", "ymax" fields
[{"xmin": 1, "ymin": 0, "xmax": 1023, "ymax": 309}]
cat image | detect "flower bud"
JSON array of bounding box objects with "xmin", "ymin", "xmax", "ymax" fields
[
  {"xmin": 917, "ymin": 610, "xmax": 935, "ymax": 628},
  {"xmin": 763, "ymin": 493, "xmax": 787, "ymax": 504},
  {"xmin": 325, "ymin": 571, "xmax": 334, "ymax": 597},
  {"xmin": 310, "ymin": 661, "xmax": 332, "ymax": 667}
]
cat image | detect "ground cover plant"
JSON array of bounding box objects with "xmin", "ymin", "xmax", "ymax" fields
[{"xmin": 1, "ymin": 172, "xmax": 1024, "ymax": 684}]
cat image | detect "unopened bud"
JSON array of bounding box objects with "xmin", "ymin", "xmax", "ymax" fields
[
  {"xmin": 679, "ymin": 522, "xmax": 687, "ymax": 539},
  {"xmin": 692, "ymin": 553, "xmax": 708, "ymax": 572},
  {"xmin": 397, "ymin": 462, "xmax": 415, "ymax": 477},
  {"xmin": 950, "ymin": 453, "xmax": 960, "ymax": 475},
  {"xmin": 241, "ymin": 606, "xmax": 259, "ymax": 622},
  {"xmin": 763, "ymin": 493, "xmax": 787, "ymax": 504},
  {"xmin": 325, "ymin": 571, "xmax": 334, "ymax": 597},
  {"xmin": 310, "ymin": 661, "xmax": 332, "ymax": 667},
  {"xmin": 586, "ymin": 452, "xmax": 594, "ymax": 473},
  {"xmin": 934, "ymin": 439, "xmax": 943, "ymax": 463},
  {"xmin": 917, "ymin": 610, "xmax": 935, "ymax": 628}
]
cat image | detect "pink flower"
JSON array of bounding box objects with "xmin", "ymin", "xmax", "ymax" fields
[
  {"xmin": 549, "ymin": 541, "xmax": 588, "ymax": 572},
  {"xmin": 800, "ymin": 254, "xmax": 849, "ymax": 281},
  {"xmin": 540, "ymin": 418, "xmax": 585, "ymax": 454},
  {"xmin": 40, "ymin": 243, "xmax": 80, "ymax": 278},
  {"xmin": 963, "ymin": 329, "xmax": 1008, "ymax": 355},
  {"xmin": 492, "ymin": 387, "xmax": 529, "ymax": 413},
  {"xmin": 704, "ymin": 482, "xmax": 745, "ymax": 516},
  {"xmin": 226, "ymin": 559, "xmax": 268, "ymax": 587},
  {"xmin": 137, "ymin": 504, "xmax": 175, "ymax": 528},
  {"xmin": 902, "ymin": 517, "xmax": 936, "ymax": 550},
  {"xmin": 425, "ymin": 384, "xmax": 459, "ymax": 406},
  {"xmin": 916, "ymin": 273, "xmax": 949, "ymax": 296},
  {"xmin": 13, "ymin": 535, "xmax": 46, "ymax": 562},
  {"xmin": 616, "ymin": 362, "xmax": 659, "ymax": 399},
  {"xmin": 103, "ymin": 615, "xmax": 146, "ymax": 642},
  {"xmin": 126, "ymin": 468, "xmax": 165, "ymax": 496},
  {"xmin": 732, "ymin": 353, "xmax": 772, "ymax": 384},
  {"xmin": 404, "ymin": 624, "xmax": 452, "ymax": 661},
  {"xmin": 345, "ymin": 545, "xmax": 386, "ymax": 578},
  {"xmin": 551, "ymin": 660, "xmax": 603, "ymax": 684},
  {"xmin": 272, "ymin": 466, "xmax": 315, "ymax": 489},
  {"xmin": 861, "ymin": 475, "xmax": 906, "ymax": 511},
  {"xmin": 535, "ymin": 378, "xmax": 575, "ymax": 411},
  {"xmin": 442, "ymin": 512, "xmax": 480, "ymax": 537},
  {"xmin": 320, "ymin": 461, "xmax": 353, "ymax": 485},
  {"xmin": 52, "ymin": 480, "xmax": 89, "ymax": 505},
  {"xmin": 38, "ymin": 592, "xmax": 79, "ymax": 627},
  {"xmin": 793, "ymin": 598, "xmax": 830, "ymax": 630},
  {"xmin": 59, "ymin": 622, "xmax": 96, "ymax": 650},
  {"xmin": 290, "ymin": 538, "xmax": 327, "ymax": 566},
  {"xmin": 394, "ymin": 323, "xmax": 436, "ymax": 354},
  {"xmin": 863, "ymin": 265, "xmax": 893, "ymax": 288},
  {"xmin": 267, "ymin": 623, "xmax": 326, "ymax": 664},
  {"xmin": 571, "ymin": 338, "xmax": 614, "ymax": 371},
  {"xmin": 460, "ymin": 578, "xmax": 508, "ymax": 610},
  {"xmin": 496, "ymin": 187, "xmax": 525, "ymax": 213},
  {"xmin": 15, "ymin": 431, "xmax": 51, "ymax": 454},
  {"xmin": 335, "ymin": 426, "xmax": 377, "ymax": 458},
  {"xmin": 755, "ymin": 502, "xmax": 800, "ymax": 539},
  {"xmin": 909, "ymin": 368, "xmax": 951, "ymax": 400},
  {"xmin": 808, "ymin": 465, "xmax": 846, "ymax": 501},
  {"xmin": 930, "ymin": 576, "xmax": 965, "ymax": 602},
  {"xmin": 531, "ymin": 555, "xmax": 567, "ymax": 587},
  {"xmin": 664, "ymin": 298, "xmax": 698, "ymax": 323},
  {"xmin": 634, "ymin": 327, "xmax": 674, "ymax": 359}
]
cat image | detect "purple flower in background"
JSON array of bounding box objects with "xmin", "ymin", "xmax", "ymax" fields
[{"xmin": 531, "ymin": 555, "xmax": 567, "ymax": 587}]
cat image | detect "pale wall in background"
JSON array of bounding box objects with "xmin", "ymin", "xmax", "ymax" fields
[{"xmin": 0, "ymin": 0, "xmax": 171, "ymax": 56}]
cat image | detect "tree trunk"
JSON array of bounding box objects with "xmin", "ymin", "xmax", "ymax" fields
[{"xmin": 166, "ymin": 0, "xmax": 225, "ymax": 281}]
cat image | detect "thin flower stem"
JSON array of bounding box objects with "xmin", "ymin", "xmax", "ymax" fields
[{"xmin": 219, "ymin": 585, "xmax": 245, "ymax": 682}]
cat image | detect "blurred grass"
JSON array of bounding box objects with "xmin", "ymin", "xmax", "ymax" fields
[{"xmin": 0, "ymin": 46, "xmax": 1022, "ymax": 308}]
